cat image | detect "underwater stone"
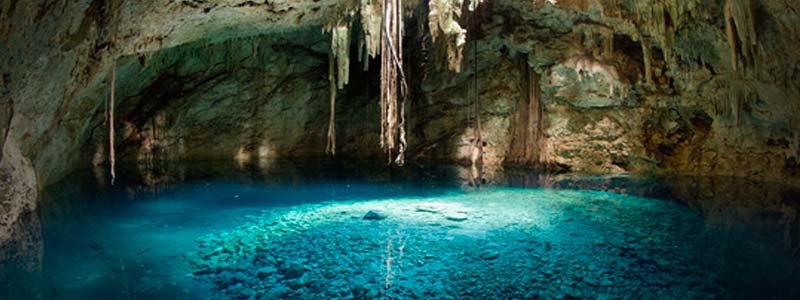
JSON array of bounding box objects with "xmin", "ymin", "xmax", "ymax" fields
[
  {"xmin": 241, "ymin": 287, "xmax": 255, "ymax": 298},
  {"xmin": 600, "ymin": 278, "xmax": 614, "ymax": 287},
  {"xmin": 266, "ymin": 283, "xmax": 289, "ymax": 298},
  {"xmin": 479, "ymin": 250, "xmax": 500, "ymax": 260},
  {"xmin": 279, "ymin": 263, "xmax": 305, "ymax": 279},
  {"xmin": 287, "ymin": 273, "xmax": 316, "ymax": 289},
  {"xmin": 362, "ymin": 210, "xmax": 386, "ymax": 220},
  {"xmin": 365, "ymin": 287, "xmax": 380, "ymax": 298},
  {"xmin": 256, "ymin": 266, "xmax": 276, "ymax": 278},
  {"xmin": 416, "ymin": 206, "xmax": 440, "ymax": 214},
  {"xmin": 445, "ymin": 212, "xmax": 468, "ymax": 222}
]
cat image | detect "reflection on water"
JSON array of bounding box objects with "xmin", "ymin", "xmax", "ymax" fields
[{"xmin": 0, "ymin": 159, "xmax": 798, "ymax": 299}]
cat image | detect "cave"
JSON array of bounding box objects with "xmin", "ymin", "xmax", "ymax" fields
[{"xmin": 1, "ymin": 0, "xmax": 800, "ymax": 299}]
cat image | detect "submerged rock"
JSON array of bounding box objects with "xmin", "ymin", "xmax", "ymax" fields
[
  {"xmin": 480, "ymin": 250, "xmax": 500, "ymax": 260},
  {"xmin": 287, "ymin": 273, "xmax": 316, "ymax": 289},
  {"xmin": 416, "ymin": 205, "xmax": 440, "ymax": 214},
  {"xmin": 279, "ymin": 263, "xmax": 305, "ymax": 279},
  {"xmin": 445, "ymin": 212, "xmax": 468, "ymax": 222},
  {"xmin": 256, "ymin": 266, "xmax": 276, "ymax": 278},
  {"xmin": 363, "ymin": 210, "xmax": 387, "ymax": 220},
  {"xmin": 266, "ymin": 283, "xmax": 289, "ymax": 298}
]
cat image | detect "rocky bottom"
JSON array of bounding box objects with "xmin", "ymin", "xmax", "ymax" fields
[{"xmin": 187, "ymin": 188, "xmax": 747, "ymax": 300}]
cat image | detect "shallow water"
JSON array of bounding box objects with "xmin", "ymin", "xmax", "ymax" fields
[{"xmin": 1, "ymin": 161, "xmax": 799, "ymax": 300}]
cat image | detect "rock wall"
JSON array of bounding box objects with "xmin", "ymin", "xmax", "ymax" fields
[
  {"xmin": 488, "ymin": 0, "xmax": 800, "ymax": 182},
  {"xmin": 0, "ymin": 138, "xmax": 38, "ymax": 261}
]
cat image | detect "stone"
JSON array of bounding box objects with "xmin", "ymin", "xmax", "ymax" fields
[
  {"xmin": 365, "ymin": 287, "xmax": 380, "ymax": 299},
  {"xmin": 416, "ymin": 206, "xmax": 439, "ymax": 214},
  {"xmin": 594, "ymin": 239, "xmax": 606, "ymax": 247},
  {"xmin": 479, "ymin": 250, "xmax": 500, "ymax": 260},
  {"xmin": 256, "ymin": 266, "xmax": 276, "ymax": 278},
  {"xmin": 362, "ymin": 210, "xmax": 386, "ymax": 220},
  {"xmin": 287, "ymin": 274, "xmax": 316, "ymax": 289},
  {"xmin": 241, "ymin": 287, "xmax": 255, "ymax": 298},
  {"xmin": 600, "ymin": 278, "xmax": 614, "ymax": 287},
  {"xmin": 266, "ymin": 283, "xmax": 289, "ymax": 298},
  {"xmin": 445, "ymin": 212, "xmax": 468, "ymax": 222},
  {"xmin": 279, "ymin": 263, "xmax": 305, "ymax": 279}
]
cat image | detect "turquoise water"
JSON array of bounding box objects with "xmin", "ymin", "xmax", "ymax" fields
[{"xmin": 1, "ymin": 162, "xmax": 798, "ymax": 299}]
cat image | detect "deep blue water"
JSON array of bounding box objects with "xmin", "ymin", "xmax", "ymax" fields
[{"xmin": 1, "ymin": 161, "xmax": 799, "ymax": 300}]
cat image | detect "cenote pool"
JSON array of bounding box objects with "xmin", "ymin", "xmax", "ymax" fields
[{"xmin": 1, "ymin": 162, "xmax": 798, "ymax": 300}]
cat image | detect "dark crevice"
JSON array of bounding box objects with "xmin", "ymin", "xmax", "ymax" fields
[{"xmin": 124, "ymin": 70, "xmax": 230, "ymax": 127}]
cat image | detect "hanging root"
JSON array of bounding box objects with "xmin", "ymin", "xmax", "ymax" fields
[
  {"xmin": 109, "ymin": 63, "xmax": 116, "ymax": 185},
  {"xmin": 395, "ymin": 89, "xmax": 407, "ymax": 166},
  {"xmin": 470, "ymin": 11, "xmax": 483, "ymax": 167},
  {"xmin": 327, "ymin": 0, "xmax": 484, "ymax": 164},
  {"xmin": 380, "ymin": 0, "xmax": 409, "ymax": 166},
  {"xmin": 327, "ymin": 50, "xmax": 338, "ymax": 155}
]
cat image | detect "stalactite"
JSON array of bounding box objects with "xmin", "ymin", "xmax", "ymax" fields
[
  {"xmin": 629, "ymin": 0, "xmax": 704, "ymax": 67},
  {"xmin": 428, "ymin": 0, "xmax": 468, "ymax": 72},
  {"xmin": 359, "ymin": 0, "xmax": 382, "ymax": 71},
  {"xmin": 324, "ymin": 23, "xmax": 352, "ymax": 155},
  {"xmin": 641, "ymin": 38, "xmax": 653, "ymax": 85},
  {"xmin": 468, "ymin": 0, "xmax": 484, "ymax": 11},
  {"xmin": 603, "ymin": 29, "xmax": 614, "ymax": 60},
  {"xmin": 108, "ymin": 63, "xmax": 116, "ymax": 185},
  {"xmin": 724, "ymin": 0, "xmax": 758, "ymax": 73},
  {"xmin": 712, "ymin": 73, "xmax": 757, "ymax": 125},
  {"xmin": 700, "ymin": 0, "xmax": 760, "ymax": 125}
]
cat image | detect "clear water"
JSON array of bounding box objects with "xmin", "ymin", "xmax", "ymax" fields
[{"xmin": 1, "ymin": 161, "xmax": 799, "ymax": 300}]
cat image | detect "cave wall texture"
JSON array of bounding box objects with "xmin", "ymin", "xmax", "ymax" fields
[{"xmin": 1, "ymin": 0, "xmax": 799, "ymax": 248}]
